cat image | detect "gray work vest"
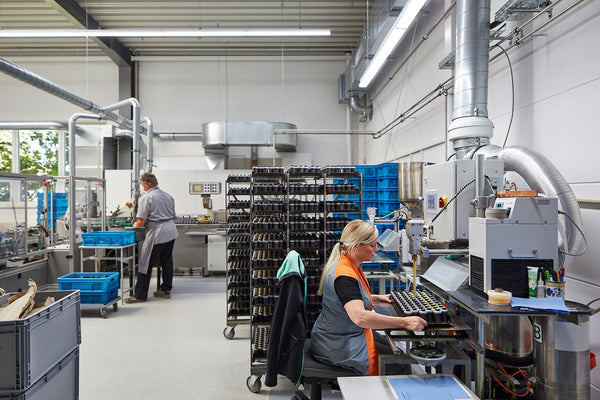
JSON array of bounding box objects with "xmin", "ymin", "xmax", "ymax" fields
[{"xmin": 310, "ymin": 259, "xmax": 372, "ymax": 375}]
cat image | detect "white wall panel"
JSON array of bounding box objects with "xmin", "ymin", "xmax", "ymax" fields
[
  {"xmin": 139, "ymin": 57, "xmax": 349, "ymax": 169},
  {"xmin": 0, "ymin": 58, "xmax": 118, "ymax": 121}
]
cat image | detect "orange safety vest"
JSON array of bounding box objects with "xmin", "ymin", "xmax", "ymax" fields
[{"xmin": 334, "ymin": 255, "xmax": 379, "ymax": 375}]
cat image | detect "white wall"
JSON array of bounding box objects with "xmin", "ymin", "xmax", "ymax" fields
[
  {"xmin": 0, "ymin": 57, "xmax": 119, "ymax": 121},
  {"xmin": 361, "ymin": 0, "xmax": 600, "ymax": 396},
  {"xmin": 138, "ymin": 57, "xmax": 350, "ymax": 169}
]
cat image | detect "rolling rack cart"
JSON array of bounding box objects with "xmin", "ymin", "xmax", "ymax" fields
[
  {"xmin": 246, "ymin": 167, "xmax": 287, "ymax": 393},
  {"xmin": 287, "ymin": 166, "xmax": 326, "ymax": 332},
  {"xmin": 245, "ymin": 165, "xmax": 362, "ymax": 393},
  {"xmin": 224, "ymin": 174, "xmax": 252, "ymax": 339}
]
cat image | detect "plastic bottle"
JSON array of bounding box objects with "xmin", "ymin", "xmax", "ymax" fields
[{"xmin": 537, "ymin": 279, "xmax": 546, "ymax": 298}]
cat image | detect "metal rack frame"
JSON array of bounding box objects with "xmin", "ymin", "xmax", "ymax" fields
[{"xmin": 223, "ymin": 174, "xmax": 252, "ymax": 340}]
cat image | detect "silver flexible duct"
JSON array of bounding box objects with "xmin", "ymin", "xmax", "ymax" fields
[{"xmin": 497, "ymin": 146, "xmax": 585, "ymax": 257}]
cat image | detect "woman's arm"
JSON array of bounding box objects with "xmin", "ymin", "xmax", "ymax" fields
[
  {"xmin": 372, "ymin": 294, "xmax": 392, "ymax": 303},
  {"xmin": 344, "ymin": 299, "xmax": 427, "ymax": 331}
]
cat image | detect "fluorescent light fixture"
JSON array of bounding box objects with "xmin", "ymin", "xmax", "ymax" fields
[
  {"xmin": 0, "ymin": 28, "xmax": 331, "ymax": 38},
  {"xmin": 359, "ymin": 0, "xmax": 427, "ymax": 88}
]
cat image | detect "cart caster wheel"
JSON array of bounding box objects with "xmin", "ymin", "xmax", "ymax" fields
[
  {"xmin": 247, "ymin": 375, "xmax": 261, "ymax": 393},
  {"xmin": 113, "ymin": 303, "xmax": 118, "ymax": 312},
  {"xmin": 100, "ymin": 309, "xmax": 107, "ymax": 319},
  {"xmin": 223, "ymin": 327, "xmax": 235, "ymax": 340}
]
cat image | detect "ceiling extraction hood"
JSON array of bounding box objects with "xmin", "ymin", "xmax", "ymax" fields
[{"xmin": 202, "ymin": 121, "xmax": 297, "ymax": 152}]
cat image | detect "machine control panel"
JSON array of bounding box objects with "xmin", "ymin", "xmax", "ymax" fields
[{"xmin": 189, "ymin": 182, "xmax": 221, "ymax": 195}]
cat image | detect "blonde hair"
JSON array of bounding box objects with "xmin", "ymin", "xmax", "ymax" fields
[{"xmin": 317, "ymin": 220, "xmax": 378, "ymax": 294}]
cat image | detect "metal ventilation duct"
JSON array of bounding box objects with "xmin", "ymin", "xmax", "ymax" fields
[
  {"xmin": 447, "ymin": 0, "xmax": 494, "ymax": 159},
  {"xmin": 202, "ymin": 121, "xmax": 297, "ymax": 152}
]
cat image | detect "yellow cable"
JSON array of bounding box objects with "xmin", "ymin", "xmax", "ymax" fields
[{"xmin": 412, "ymin": 257, "xmax": 417, "ymax": 298}]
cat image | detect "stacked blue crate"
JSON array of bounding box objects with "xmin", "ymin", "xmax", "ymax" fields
[
  {"xmin": 333, "ymin": 165, "xmax": 378, "ymax": 220},
  {"xmin": 355, "ymin": 165, "xmax": 378, "ymax": 219},
  {"xmin": 36, "ymin": 192, "xmax": 68, "ymax": 230},
  {"xmin": 377, "ymin": 163, "xmax": 401, "ymax": 218}
]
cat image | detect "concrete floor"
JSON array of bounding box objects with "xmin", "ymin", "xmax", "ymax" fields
[{"xmin": 79, "ymin": 275, "xmax": 342, "ymax": 400}]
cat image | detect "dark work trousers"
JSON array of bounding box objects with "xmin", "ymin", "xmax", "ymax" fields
[
  {"xmin": 374, "ymin": 330, "xmax": 411, "ymax": 375},
  {"xmin": 133, "ymin": 239, "xmax": 175, "ymax": 300}
]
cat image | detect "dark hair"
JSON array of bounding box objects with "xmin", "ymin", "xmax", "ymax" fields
[{"xmin": 139, "ymin": 172, "xmax": 158, "ymax": 186}]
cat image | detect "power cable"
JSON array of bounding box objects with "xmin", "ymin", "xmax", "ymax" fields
[
  {"xmin": 430, "ymin": 179, "xmax": 474, "ymax": 224},
  {"xmin": 498, "ymin": 44, "xmax": 515, "ymax": 148},
  {"xmin": 557, "ymin": 209, "xmax": 588, "ymax": 256}
]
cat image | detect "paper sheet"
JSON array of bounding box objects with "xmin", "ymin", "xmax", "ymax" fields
[{"xmin": 387, "ymin": 376, "xmax": 470, "ymax": 400}]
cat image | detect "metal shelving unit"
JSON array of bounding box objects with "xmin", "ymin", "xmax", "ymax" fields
[
  {"xmin": 247, "ymin": 167, "xmax": 287, "ymax": 393},
  {"xmin": 224, "ymin": 174, "xmax": 251, "ymax": 340},
  {"xmin": 245, "ymin": 165, "xmax": 362, "ymax": 393},
  {"xmin": 286, "ymin": 166, "xmax": 326, "ymax": 331}
]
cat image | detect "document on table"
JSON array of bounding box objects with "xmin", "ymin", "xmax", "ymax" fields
[{"xmin": 386, "ymin": 376, "xmax": 471, "ymax": 400}]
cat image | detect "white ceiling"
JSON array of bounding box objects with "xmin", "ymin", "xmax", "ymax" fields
[{"xmin": 0, "ymin": 1, "xmax": 371, "ymax": 62}]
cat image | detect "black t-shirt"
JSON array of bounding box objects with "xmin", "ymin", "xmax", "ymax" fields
[{"xmin": 334, "ymin": 276, "xmax": 363, "ymax": 305}]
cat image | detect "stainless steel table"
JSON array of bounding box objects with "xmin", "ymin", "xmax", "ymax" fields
[
  {"xmin": 447, "ymin": 288, "xmax": 593, "ymax": 399},
  {"xmin": 338, "ymin": 374, "xmax": 478, "ymax": 400}
]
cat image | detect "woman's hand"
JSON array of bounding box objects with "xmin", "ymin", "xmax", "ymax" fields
[
  {"xmin": 401, "ymin": 316, "xmax": 428, "ymax": 331},
  {"xmin": 372, "ymin": 294, "xmax": 392, "ymax": 303}
]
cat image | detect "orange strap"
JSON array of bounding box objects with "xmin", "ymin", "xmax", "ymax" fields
[{"xmin": 335, "ymin": 255, "xmax": 378, "ymax": 375}]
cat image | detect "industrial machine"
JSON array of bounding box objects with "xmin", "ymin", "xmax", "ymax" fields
[
  {"xmin": 387, "ymin": 155, "xmax": 592, "ymax": 400},
  {"xmin": 469, "ymin": 196, "xmax": 558, "ymax": 298}
]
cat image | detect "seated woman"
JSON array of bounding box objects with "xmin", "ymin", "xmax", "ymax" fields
[{"xmin": 311, "ymin": 219, "xmax": 427, "ymax": 375}]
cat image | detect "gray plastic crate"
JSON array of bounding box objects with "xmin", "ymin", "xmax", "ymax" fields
[
  {"xmin": 0, "ymin": 290, "xmax": 81, "ymax": 392},
  {"xmin": 0, "ymin": 347, "xmax": 79, "ymax": 400}
]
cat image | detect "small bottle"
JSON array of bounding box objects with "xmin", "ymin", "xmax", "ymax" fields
[{"xmin": 537, "ymin": 279, "xmax": 546, "ymax": 298}]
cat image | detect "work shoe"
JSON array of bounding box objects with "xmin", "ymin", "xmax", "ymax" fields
[
  {"xmin": 124, "ymin": 296, "xmax": 147, "ymax": 304},
  {"xmin": 153, "ymin": 290, "xmax": 171, "ymax": 299}
]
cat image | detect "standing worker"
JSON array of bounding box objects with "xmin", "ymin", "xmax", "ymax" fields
[
  {"xmin": 125, "ymin": 172, "xmax": 179, "ymax": 303},
  {"xmin": 311, "ymin": 220, "xmax": 427, "ymax": 375}
]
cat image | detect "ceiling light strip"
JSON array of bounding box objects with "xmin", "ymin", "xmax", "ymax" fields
[
  {"xmin": 359, "ymin": 0, "xmax": 427, "ymax": 88},
  {"xmin": 0, "ymin": 29, "xmax": 331, "ymax": 38}
]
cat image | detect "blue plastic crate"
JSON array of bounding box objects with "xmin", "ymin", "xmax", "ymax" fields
[
  {"xmin": 354, "ymin": 165, "xmax": 378, "ymax": 178},
  {"xmin": 37, "ymin": 192, "xmax": 67, "ymax": 201},
  {"xmin": 58, "ymin": 272, "xmax": 119, "ymax": 292},
  {"xmin": 378, "ymin": 190, "xmax": 398, "ymax": 201},
  {"xmin": 377, "ymin": 177, "xmax": 398, "ymax": 189},
  {"xmin": 79, "ymin": 287, "xmax": 119, "ymax": 305},
  {"xmin": 81, "ymin": 230, "xmax": 135, "ymax": 246},
  {"xmin": 361, "ymin": 201, "xmax": 378, "ymax": 210},
  {"xmin": 362, "ymin": 190, "xmax": 378, "ymax": 201},
  {"xmin": 378, "ymin": 201, "xmax": 401, "ymax": 215},
  {"xmin": 377, "ymin": 163, "xmax": 398, "ymax": 178},
  {"xmin": 54, "ymin": 198, "xmax": 69, "ymax": 208},
  {"xmin": 383, "ymin": 251, "xmax": 400, "ymax": 262},
  {"xmin": 362, "ymin": 178, "xmax": 378, "ymax": 190}
]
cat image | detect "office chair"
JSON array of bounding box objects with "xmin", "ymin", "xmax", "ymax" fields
[
  {"xmin": 292, "ymin": 339, "xmax": 357, "ymax": 400},
  {"xmin": 265, "ymin": 250, "xmax": 357, "ymax": 400}
]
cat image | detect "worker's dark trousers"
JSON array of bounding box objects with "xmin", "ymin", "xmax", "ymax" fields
[{"xmin": 133, "ymin": 239, "xmax": 175, "ymax": 300}]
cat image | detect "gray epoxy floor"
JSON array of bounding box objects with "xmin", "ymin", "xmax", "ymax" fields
[{"xmin": 79, "ymin": 275, "xmax": 342, "ymax": 400}]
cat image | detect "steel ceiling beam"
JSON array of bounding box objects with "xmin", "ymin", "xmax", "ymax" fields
[{"xmin": 44, "ymin": 0, "xmax": 133, "ymax": 67}]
